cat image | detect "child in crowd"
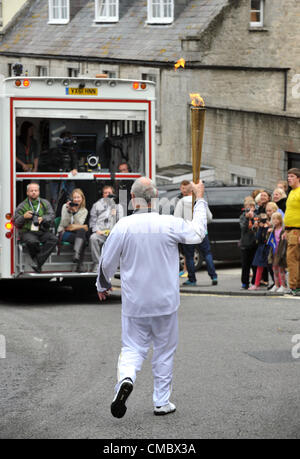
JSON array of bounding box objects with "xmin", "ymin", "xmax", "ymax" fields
[
  {"xmin": 265, "ymin": 201, "xmax": 280, "ymax": 219},
  {"xmin": 249, "ymin": 213, "xmax": 273, "ymax": 290},
  {"xmin": 268, "ymin": 212, "xmax": 288, "ymax": 293}
]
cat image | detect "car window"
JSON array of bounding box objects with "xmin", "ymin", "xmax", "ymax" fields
[{"xmin": 206, "ymin": 188, "xmax": 253, "ymax": 219}]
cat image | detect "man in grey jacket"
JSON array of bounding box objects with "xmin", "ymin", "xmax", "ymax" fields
[{"xmin": 89, "ymin": 185, "xmax": 123, "ymax": 271}]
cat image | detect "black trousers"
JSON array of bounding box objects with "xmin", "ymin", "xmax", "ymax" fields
[
  {"xmin": 21, "ymin": 230, "xmax": 58, "ymax": 267},
  {"xmin": 240, "ymin": 247, "xmax": 257, "ymax": 287}
]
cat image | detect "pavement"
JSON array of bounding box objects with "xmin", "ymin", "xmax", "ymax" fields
[{"xmin": 112, "ymin": 264, "xmax": 300, "ymax": 298}]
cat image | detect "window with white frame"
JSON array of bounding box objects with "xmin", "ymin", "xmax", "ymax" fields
[
  {"xmin": 147, "ymin": 0, "xmax": 174, "ymax": 24},
  {"xmin": 48, "ymin": 0, "xmax": 70, "ymax": 24},
  {"xmin": 95, "ymin": 0, "xmax": 119, "ymax": 23},
  {"xmin": 250, "ymin": 0, "xmax": 264, "ymax": 27},
  {"xmin": 231, "ymin": 174, "xmax": 253, "ymax": 186}
]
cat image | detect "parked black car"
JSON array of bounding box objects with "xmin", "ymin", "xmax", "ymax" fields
[{"xmin": 158, "ymin": 183, "xmax": 264, "ymax": 270}]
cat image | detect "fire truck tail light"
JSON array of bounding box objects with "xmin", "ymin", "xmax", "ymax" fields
[
  {"xmin": 133, "ymin": 82, "xmax": 147, "ymax": 90},
  {"xmin": 5, "ymin": 213, "xmax": 12, "ymax": 220},
  {"xmin": 15, "ymin": 79, "xmax": 31, "ymax": 88},
  {"xmin": 5, "ymin": 222, "xmax": 13, "ymax": 230},
  {"xmin": 5, "ymin": 232, "xmax": 13, "ymax": 239}
]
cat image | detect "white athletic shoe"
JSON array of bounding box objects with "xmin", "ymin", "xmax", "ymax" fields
[
  {"xmin": 154, "ymin": 401, "xmax": 176, "ymax": 416},
  {"xmin": 269, "ymin": 285, "xmax": 279, "ymax": 292},
  {"xmin": 277, "ymin": 286, "xmax": 288, "ymax": 294}
]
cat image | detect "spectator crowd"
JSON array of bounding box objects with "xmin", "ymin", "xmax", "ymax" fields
[{"xmin": 239, "ymin": 168, "xmax": 300, "ymax": 296}]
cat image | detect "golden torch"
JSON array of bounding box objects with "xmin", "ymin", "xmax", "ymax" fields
[
  {"xmin": 190, "ymin": 93, "xmax": 206, "ymax": 210},
  {"xmin": 174, "ymin": 58, "xmax": 185, "ymax": 71}
]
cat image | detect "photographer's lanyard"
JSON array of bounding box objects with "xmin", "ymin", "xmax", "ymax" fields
[{"xmin": 29, "ymin": 198, "xmax": 41, "ymax": 215}]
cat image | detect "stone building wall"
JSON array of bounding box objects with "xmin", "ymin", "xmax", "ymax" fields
[
  {"xmin": 196, "ymin": 0, "xmax": 300, "ymax": 114},
  {"xmin": 203, "ymin": 107, "xmax": 300, "ymax": 188}
]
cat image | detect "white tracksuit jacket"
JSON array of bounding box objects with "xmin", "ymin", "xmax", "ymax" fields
[{"xmin": 96, "ymin": 199, "xmax": 207, "ymax": 317}]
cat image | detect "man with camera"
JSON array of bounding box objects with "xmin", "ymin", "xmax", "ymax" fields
[
  {"xmin": 89, "ymin": 185, "xmax": 123, "ymax": 271},
  {"xmin": 14, "ymin": 182, "xmax": 58, "ymax": 273}
]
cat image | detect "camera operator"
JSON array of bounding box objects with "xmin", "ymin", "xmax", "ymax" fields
[
  {"xmin": 16, "ymin": 121, "xmax": 39, "ymax": 173},
  {"xmin": 49, "ymin": 131, "xmax": 79, "ymax": 208},
  {"xmin": 13, "ymin": 182, "xmax": 58, "ymax": 273},
  {"xmin": 239, "ymin": 198, "xmax": 257, "ymax": 289},
  {"xmin": 89, "ymin": 185, "xmax": 124, "ymax": 272}
]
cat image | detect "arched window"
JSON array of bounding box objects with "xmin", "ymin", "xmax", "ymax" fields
[{"xmin": 147, "ymin": 0, "xmax": 174, "ymax": 24}]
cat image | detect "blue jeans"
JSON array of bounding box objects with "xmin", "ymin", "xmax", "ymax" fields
[
  {"xmin": 182, "ymin": 235, "xmax": 217, "ymax": 282},
  {"xmin": 198, "ymin": 235, "xmax": 217, "ymax": 280},
  {"xmin": 182, "ymin": 244, "xmax": 196, "ymax": 283}
]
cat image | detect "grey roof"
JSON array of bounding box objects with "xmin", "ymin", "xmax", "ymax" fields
[{"xmin": 0, "ymin": 0, "xmax": 230, "ymax": 63}]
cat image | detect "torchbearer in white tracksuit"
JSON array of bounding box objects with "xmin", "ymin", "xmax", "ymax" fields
[{"xmin": 97, "ymin": 177, "xmax": 207, "ymax": 418}]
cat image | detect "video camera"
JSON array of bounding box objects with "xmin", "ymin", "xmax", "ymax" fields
[
  {"xmin": 31, "ymin": 212, "xmax": 51, "ymax": 231},
  {"xmin": 31, "ymin": 211, "xmax": 39, "ymax": 227},
  {"xmin": 68, "ymin": 201, "xmax": 79, "ymax": 208},
  {"xmin": 85, "ymin": 154, "xmax": 101, "ymax": 172},
  {"xmin": 56, "ymin": 135, "xmax": 78, "ymax": 172},
  {"xmin": 107, "ymin": 193, "xmax": 119, "ymax": 204},
  {"xmin": 254, "ymin": 215, "xmax": 268, "ymax": 224}
]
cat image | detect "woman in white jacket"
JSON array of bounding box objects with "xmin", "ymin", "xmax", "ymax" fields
[{"xmin": 57, "ymin": 188, "xmax": 88, "ymax": 272}]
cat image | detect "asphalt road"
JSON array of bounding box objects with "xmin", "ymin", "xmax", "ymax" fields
[{"xmin": 0, "ymin": 282, "xmax": 300, "ymax": 439}]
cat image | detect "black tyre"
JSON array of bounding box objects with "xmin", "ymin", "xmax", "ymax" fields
[{"xmin": 179, "ymin": 247, "xmax": 204, "ymax": 271}]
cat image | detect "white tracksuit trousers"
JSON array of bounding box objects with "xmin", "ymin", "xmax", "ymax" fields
[{"xmin": 116, "ymin": 311, "xmax": 178, "ymax": 407}]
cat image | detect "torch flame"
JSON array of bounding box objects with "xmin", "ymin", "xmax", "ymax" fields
[
  {"xmin": 174, "ymin": 58, "xmax": 185, "ymax": 71},
  {"xmin": 189, "ymin": 93, "xmax": 205, "ymax": 107}
]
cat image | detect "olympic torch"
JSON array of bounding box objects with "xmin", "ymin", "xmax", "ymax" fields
[{"xmin": 190, "ymin": 93, "xmax": 206, "ymax": 211}]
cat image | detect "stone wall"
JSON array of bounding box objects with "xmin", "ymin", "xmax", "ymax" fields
[
  {"xmin": 196, "ymin": 0, "xmax": 300, "ymax": 114},
  {"xmin": 203, "ymin": 107, "xmax": 300, "ymax": 188}
]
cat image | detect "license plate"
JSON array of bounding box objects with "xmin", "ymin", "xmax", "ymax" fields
[{"xmin": 66, "ymin": 88, "xmax": 98, "ymax": 96}]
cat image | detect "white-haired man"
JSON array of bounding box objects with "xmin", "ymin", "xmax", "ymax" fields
[{"xmin": 97, "ymin": 177, "xmax": 207, "ymax": 418}]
